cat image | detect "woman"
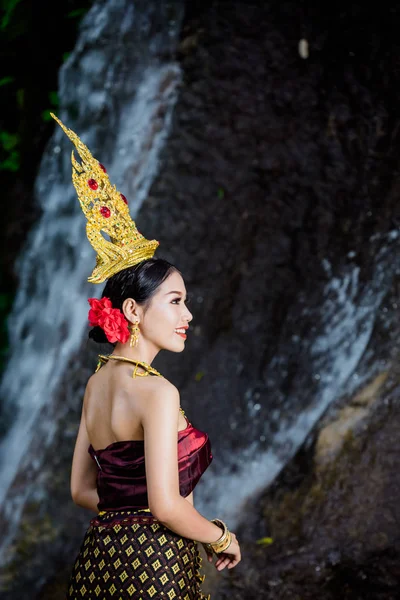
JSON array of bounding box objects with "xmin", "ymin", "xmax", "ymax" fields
[{"xmin": 50, "ymin": 114, "xmax": 241, "ymax": 600}]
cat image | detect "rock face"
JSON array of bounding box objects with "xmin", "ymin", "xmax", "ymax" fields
[
  {"xmin": 2, "ymin": 0, "xmax": 400, "ymax": 598},
  {"xmin": 315, "ymin": 371, "xmax": 388, "ymax": 468},
  {"xmin": 217, "ymin": 367, "xmax": 400, "ymax": 600}
]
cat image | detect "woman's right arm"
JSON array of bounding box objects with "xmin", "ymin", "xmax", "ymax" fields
[
  {"xmin": 141, "ymin": 382, "xmax": 241, "ymax": 569},
  {"xmin": 70, "ymin": 385, "xmax": 100, "ymax": 513}
]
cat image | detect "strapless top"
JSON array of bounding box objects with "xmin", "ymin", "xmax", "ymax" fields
[{"xmin": 88, "ymin": 418, "xmax": 213, "ymax": 511}]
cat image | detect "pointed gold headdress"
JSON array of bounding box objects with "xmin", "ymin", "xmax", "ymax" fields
[{"xmin": 51, "ymin": 113, "xmax": 159, "ymax": 283}]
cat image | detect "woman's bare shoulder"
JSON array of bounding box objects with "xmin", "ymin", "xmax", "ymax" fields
[
  {"xmin": 134, "ymin": 375, "xmax": 179, "ymax": 397},
  {"xmin": 133, "ymin": 376, "xmax": 180, "ymax": 418}
]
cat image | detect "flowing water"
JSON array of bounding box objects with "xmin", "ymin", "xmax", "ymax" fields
[{"xmin": 0, "ymin": 0, "xmax": 184, "ymax": 558}]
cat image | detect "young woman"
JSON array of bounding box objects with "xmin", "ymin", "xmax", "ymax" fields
[{"xmin": 49, "ymin": 114, "xmax": 241, "ymax": 599}]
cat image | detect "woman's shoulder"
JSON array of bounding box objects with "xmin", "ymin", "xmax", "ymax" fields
[{"xmin": 135, "ymin": 374, "xmax": 179, "ymax": 398}]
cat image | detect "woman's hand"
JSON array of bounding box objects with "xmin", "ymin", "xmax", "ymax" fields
[
  {"xmin": 203, "ymin": 532, "xmax": 241, "ymax": 570},
  {"xmin": 215, "ymin": 532, "xmax": 241, "ymax": 570}
]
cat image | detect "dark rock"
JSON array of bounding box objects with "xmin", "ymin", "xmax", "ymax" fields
[{"xmin": 217, "ymin": 370, "xmax": 400, "ymax": 599}]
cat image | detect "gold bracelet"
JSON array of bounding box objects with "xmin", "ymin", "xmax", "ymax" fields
[{"xmin": 204, "ymin": 519, "xmax": 232, "ymax": 555}]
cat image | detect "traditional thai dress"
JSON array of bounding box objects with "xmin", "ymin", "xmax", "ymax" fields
[{"xmin": 67, "ymin": 414, "xmax": 213, "ymax": 599}]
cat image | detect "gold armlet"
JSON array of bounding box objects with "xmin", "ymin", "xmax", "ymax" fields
[{"xmin": 204, "ymin": 519, "xmax": 232, "ymax": 555}]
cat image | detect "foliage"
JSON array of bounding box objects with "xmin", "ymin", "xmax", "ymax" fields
[
  {"xmin": 42, "ymin": 91, "xmax": 59, "ymax": 122},
  {"xmin": 0, "ymin": 0, "xmax": 93, "ymax": 377},
  {"xmin": 0, "ymin": 130, "xmax": 19, "ymax": 171},
  {"xmin": 0, "ymin": 0, "xmax": 23, "ymax": 31},
  {"xmin": 256, "ymin": 536, "xmax": 274, "ymax": 546}
]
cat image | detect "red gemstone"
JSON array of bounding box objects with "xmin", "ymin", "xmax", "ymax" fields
[
  {"xmin": 99, "ymin": 163, "xmax": 107, "ymax": 173},
  {"xmin": 120, "ymin": 193, "xmax": 128, "ymax": 205},
  {"xmin": 100, "ymin": 206, "xmax": 111, "ymax": 218},
  {"xmin": 88, "ymin": 178, "xmax": 98, "ymax": 190}
]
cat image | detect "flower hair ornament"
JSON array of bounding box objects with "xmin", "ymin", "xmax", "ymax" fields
[{"xmin": 88, "ymin": 297, "xmax": 131, "ymax": 344}]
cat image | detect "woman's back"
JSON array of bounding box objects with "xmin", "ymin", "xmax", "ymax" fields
[{"xmin": 84, "ymin": 360, "xmax": 187, "ymax": 450}]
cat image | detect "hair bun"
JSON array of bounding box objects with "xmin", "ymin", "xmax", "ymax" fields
[{"xmin": 89, "ymin": 325, "xmax": 110, "ymax": 344}]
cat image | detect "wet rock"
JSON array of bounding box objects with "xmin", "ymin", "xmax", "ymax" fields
[
  {"xmin": 315, "ymin": 371, "xmax": 389, "ymax": 468},
  {"xmin": 217, "ymin": 369, "xmax": 400, "ymax": 599}
]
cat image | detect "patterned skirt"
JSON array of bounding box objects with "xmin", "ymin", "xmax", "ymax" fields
[{"xmin": 67, "ymin": 508, "xmax": 210, "ymax": 600}]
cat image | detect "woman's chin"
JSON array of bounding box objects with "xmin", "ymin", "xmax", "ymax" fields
[
  {"xmin": 171, "ymin": 343, "xmax": 186, "ymax": 354},
  {"xmin": 166, "ymin": 337, "xmax": 186, "ymax": 353}
]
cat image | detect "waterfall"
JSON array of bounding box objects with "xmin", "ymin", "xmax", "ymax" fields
[{"xmin": 0, "ymin": 0, "xmax": 184, "ymax": 556}]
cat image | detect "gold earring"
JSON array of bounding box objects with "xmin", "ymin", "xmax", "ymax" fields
[{"xmin": 129, "ymin": 322, "xmax": 140, "ymax": 347}]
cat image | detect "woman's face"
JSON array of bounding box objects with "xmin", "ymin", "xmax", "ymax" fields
[{"xmin": 139, "ymin": 270, "xmax": 193, "ymax": 353}]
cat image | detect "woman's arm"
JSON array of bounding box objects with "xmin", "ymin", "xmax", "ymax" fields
[
  {"xmin": 70, "ymin": 388, "xmax": 99, "ymax": 513},
  {"xmin": 143, "ymin": 381, "xmax": 222, "ymax": 544}
]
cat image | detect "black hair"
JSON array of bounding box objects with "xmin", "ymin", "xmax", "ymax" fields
[{"xmin": 89, "ymin": 257, "xmax": 179, "ymax": 344}]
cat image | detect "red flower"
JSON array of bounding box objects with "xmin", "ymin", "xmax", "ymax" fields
[
  {"xmin": 88, "ymin": 297, "xmax": 112, "ymax": 326},
  {"xmin": 87, "ymin": 297, "xmax": 130, "ymax": 344},
  {"xmin": 101, "ymin": 310, "xmax": 129, "ymax": 343}
]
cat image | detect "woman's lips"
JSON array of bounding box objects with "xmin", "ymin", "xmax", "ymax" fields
[{"xmin": 175, "ymin": 331, "xmax": 187, "ymax": 339}]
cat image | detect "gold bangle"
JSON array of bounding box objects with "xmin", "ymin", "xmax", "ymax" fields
[
  {"xmin": 204, "ymin": 519, "xmax": 232, "ymax": 555},
  {"xmin": 211, "ymin": 519, "xmax": 228, "ymax": 544}
]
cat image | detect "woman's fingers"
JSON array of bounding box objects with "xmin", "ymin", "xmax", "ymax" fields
[
  {"xmin": 214, "ymin": 548, "xmax": 241, "ymax": 570},
  {"xmin": 227, "ymin": 556, "xmax": 240, "ymax": 568},
  {"xmin": 209, "ymin": 533, "xmax": 242, "ymax": 571},
  {"xmin": 215, "ymin": 556, "xmax": 231, "ymax": 571}
]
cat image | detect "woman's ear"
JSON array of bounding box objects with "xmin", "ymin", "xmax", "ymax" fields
[{"xmin": 122, "ymin": 298, "xmax": 140, "ymax": 324}]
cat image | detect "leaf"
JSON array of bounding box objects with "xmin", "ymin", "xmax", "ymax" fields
[
  {"xmin": 217, "ymin": 187, "xmax": 225, "ymax": 199},
  {"xmin": 0, "ymin": 75, "xmax": 14, "ymax": 87},
  {"xmin": 0, "ymin": 131, "xmax": 19, "ymax": 150},
  {"xmin": 48, "ymin": 90, "xmax": 59, "ymax": 106},
  {"xmin": 67, "ymin": 8, "xmax": 87, "ymax": 18},
  {"xmin": 256, "ymin": 537, "xmax": 274, "ymax": 546},
  {"xmin": 0, "ymin": 150, "xmax": 20, "ymax": 171},
  {"xmin": 62, "ymin": 52, "xmax": 71, "ymax": 62},
  {"xmin": 194, "ymin": 371, "xmax": 205, "ymax": 382},
  {"xmin": 0, "ymin": 0, "xmax": 23, "ymax": 30},
  {"xmin": 41, "ymin": 109, "xmax": 53, "ymax": 122}
]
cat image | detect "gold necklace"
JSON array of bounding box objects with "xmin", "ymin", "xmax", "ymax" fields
[
  {"xmin": 96, "ymin": 354, "xmax": 163, "ymax": 378},
  {"xmin": 95, "ymin": 354, "xmax": 187, "ymax": 419}
]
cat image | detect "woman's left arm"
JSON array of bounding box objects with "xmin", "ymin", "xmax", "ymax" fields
[{"xmin": 70, "ymin": 393, "xmax": 99, "ymax": 513}]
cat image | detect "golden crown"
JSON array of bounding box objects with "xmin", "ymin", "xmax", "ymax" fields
[{"xmin": 51, "ymin": 113, "xmax": 159, "ymax": 283}]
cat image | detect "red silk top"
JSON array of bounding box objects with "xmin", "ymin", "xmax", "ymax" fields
[{"xmin": 88, "ymin": 417, "xmax": 213, "ymax": 511}]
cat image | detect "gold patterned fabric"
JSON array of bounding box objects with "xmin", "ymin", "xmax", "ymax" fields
[{"xmin": 67, "ymin": 509, "xmax": 210, "ymax": 600}]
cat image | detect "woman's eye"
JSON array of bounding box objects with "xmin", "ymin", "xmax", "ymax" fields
[{"xmin": 172, "ymin": 296, "xmax": 191, "ymax": 305}]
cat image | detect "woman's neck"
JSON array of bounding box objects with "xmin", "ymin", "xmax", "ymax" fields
[{"xmin": 111, "ymin": 342, "xmax": 159, "ymax": 365}]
